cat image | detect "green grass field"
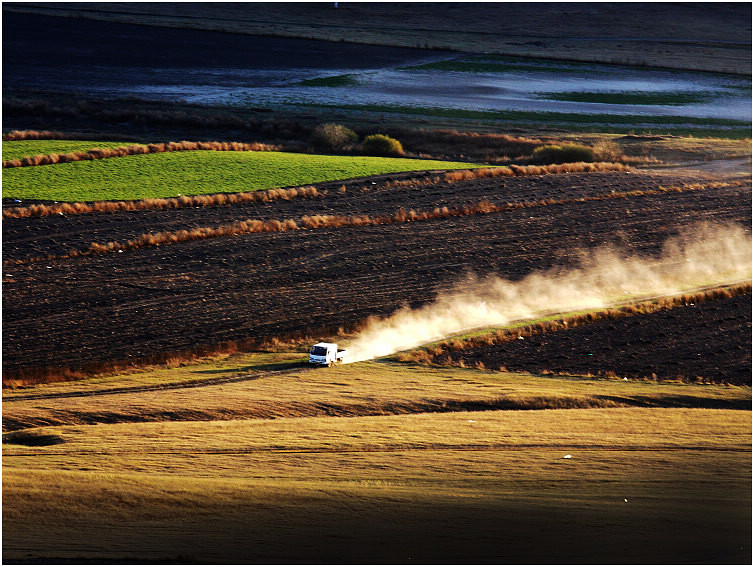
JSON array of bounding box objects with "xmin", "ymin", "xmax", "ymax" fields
[
  {"xmin": 1, "ymin": 149, "xmax": 482, "ymax": 201},
  {"xmin": 2, "ymin": 140, "xmax": 143, "ymax": 161},
  {"xmin": 3, "ymin": 357, "xmax": 751, "ymax": 563}
]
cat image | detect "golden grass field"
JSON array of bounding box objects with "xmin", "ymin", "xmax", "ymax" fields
[{"xmin": 3, "ymin": 354, "xmax": 751, "ymax": 563}]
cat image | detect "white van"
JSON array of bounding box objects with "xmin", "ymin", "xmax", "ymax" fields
[{"xmin": 309, "ymin": 342, "xmax": 347, "ymax": 366}]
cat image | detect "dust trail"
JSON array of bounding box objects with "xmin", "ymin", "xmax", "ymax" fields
[{"xmin": 345, "ymin": 222, "xmax": 752, "ymax": 363}]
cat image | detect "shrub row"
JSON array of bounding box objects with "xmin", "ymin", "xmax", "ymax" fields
[
  {"xmin": 397, "ymin": 284, "xmax": 753, "ymax": 367},
  {"xmin": 2, "ymin": 140, "xmax": 279, "ymax": 169},
  {"xmin": 9, "ymin": 181, "xmax": 721, "ymax": 265},
  {"xmin": 3, "ymin": 186, "xmax": 320, "ymax": 219},
  {"xmin": 84, "ymin": 202, "xmax": 498, "ymax": 255},
  {"xmin": 4, "ymin": 130, "xmax": 78, "ymax": 141},
  {"xmin": 311, "ymin": 124, "xmax": 404, "ymax": 156},
  {"xmin": 82, "ymin": 182, "xmax": 691, "ymax": 257},
  {"xmin": 383, "ymin": 162, "xmax": 632, "ymax": 190}
]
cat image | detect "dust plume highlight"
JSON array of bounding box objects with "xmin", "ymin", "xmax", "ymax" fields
[{"xmin": 345, "ymin": 223, "xmax": 752, "ymax": 363}]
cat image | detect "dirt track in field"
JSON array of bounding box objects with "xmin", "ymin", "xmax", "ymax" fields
[{"xmin": 2, "ymin": 167, "xmax": 751, "ymax": 380}]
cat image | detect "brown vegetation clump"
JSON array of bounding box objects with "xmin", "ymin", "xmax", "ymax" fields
[
  {"xmin": 3, "ymin": 130, "xmax": 71, "ymax": 141},
  {"xmin": 3, "ymin": 186, "xmax": 320, "ymax": 219},
  {"xmin": 53, "ymin": 183, "xmax": 721, "ymax": 259},
  {"xmin": 592, "ymin": 139, "xmax": 624, "ymax": 162}
]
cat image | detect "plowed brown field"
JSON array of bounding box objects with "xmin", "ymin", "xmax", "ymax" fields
[
  {"xmin": 440, "ymin": 292, "xmax": 752, "ymax": 384},
  {"xmin": 2, "ymin": 168, "xmax": 751, "ymax": 380}
]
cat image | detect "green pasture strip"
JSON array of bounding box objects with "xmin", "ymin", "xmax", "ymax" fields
[
  {"xmin": 536, "ymin": 91, "xmax": 712, "ymax": 106},
  {"xmin": 1, "ymin": 151, "xmax": 483, "ymax": 202},
  {"xmin": 2, "ymin": 140, "xmax": 144, "ymax": 161}
]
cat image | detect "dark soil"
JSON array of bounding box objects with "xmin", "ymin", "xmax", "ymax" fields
[
  {"xmin": 442, "ymin": 293, "xmax": 752, "ymax": 384},
  {"xmin": 2, "ymin": 167, "xmax": 751, "ymax": 380},
  {"xmin": 2, "ymin": 170, "xmax": 746, "ymax": 261}
]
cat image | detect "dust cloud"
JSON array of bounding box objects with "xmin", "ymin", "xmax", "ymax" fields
[{"xmin": 344, "ymin": 222, "xmax": 752, "ymax": 363}]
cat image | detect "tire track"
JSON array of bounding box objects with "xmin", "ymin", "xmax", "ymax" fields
[{"xmin": 4, "ymin": 366, "xmax": 310, "ymax": 402}]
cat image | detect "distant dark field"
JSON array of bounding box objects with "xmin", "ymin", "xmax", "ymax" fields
[
  {"xmin": 4, "ymin": 2, "xmax": 751, "ymax": 74},
  {"xmin": 2, "ymin": 11, "xmax": 445, "ymax": 95}
]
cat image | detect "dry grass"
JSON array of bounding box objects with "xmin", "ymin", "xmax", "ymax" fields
[
  {"xmin": 3, "ymin": 406, "xmax": 750, "ymax": 562},
  {"xmin": 3, "ymin": 129, "xmax": 80, "ymax": 141},
  {"xmin": 3, "ymin": 355, "xmax": 751, "ymax": 430},
  {"xmin": 3, "ymin": 185, "xmax": 320, "ymax": 219}
]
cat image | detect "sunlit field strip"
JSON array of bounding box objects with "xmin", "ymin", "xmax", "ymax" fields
[
  {"xmin": 1, "ymin": 140, "xmax": 143, "ymax": 161},
  {"xmin": 2, "ymin": 151, "xmax": 485, "ymax": 201}
]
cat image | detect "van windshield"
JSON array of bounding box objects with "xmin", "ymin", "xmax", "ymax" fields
[{"xmin": 310, "ymin": 346, "xmax": 328, "ymax": 356}]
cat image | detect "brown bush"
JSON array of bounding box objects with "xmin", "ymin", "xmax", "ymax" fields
[
  {"xmin": 3, "ymin": 130, "xmax": 69, "ymax": 141},
  {"xmin": 592, "ymin": 139, "xmax": 624, "ymax": 162}
]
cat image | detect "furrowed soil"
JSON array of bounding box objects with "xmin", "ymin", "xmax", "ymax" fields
[
  {"xmin": 2, "ymin": 166, "xmax": 751, "ymax": 380},
  {"xmin": 440, "ymin": 292, "xmax": 752, "ymax": 384}
]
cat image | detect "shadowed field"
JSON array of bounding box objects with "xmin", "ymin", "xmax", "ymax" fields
[{"xmin": 3, "ymin": 357, "xmax": 751, "ymax": 563}]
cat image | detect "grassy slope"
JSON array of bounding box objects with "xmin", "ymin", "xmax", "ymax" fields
[
  {"xmin": 3, "ymin": 356, "xmax": 750, "ymax": 562},
  {"xmin": 3, "ymin": 358, "xmax": 751, "ymax": 425},
  {"xmin": 1, "ymin": 150, "xmax": 482, "ymax": 201},
  {"xmin": 3, "ymin": 406, "xmax": 751, "ymax": 562}
]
